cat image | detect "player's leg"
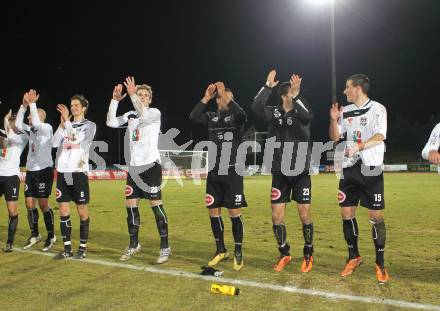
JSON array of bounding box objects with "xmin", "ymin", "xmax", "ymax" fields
[
  {"xmin": 145, "ymin": 163, "xmax": 170, "ymax": 264},
  {"xmin": 4, "ymin": 201, "xmax": 19, "ymax": 252},
  {"xmin": 72, "ymin": 172, "xmax": 90, "ymax": 259},
  {"xmin": 54, "ymin": 172, "xmax": 73, "ymax": 259},
  {"xmin": 120, "ymin": 169, "xmax": 143, "ymax": 261},
  {"xmin": 271, "ymin": 174, "xmax": 292, "ymax": 272},
  {"xmin": 293, "ymin": 174, "xmax": 314, "ymax": 272},
  {"xmin": 338, "ymin": 165, "xmax": 363, "ymax": 276},
  {"xmin": 206, "ymin": 172, "xmax": 228, "ymax": 266},
  {"xmin": 4, "ymin": 176, "xmax": 21, "ymax": 252},
  {"xmin": 362, "ymin": 168, "xmax": 389, "ymax": 283},
  {"xmin": 38, "ymin": 167, "xmax": 56, "ymax": 251},
  {"xmin": 224, "ymin": 171, "xmax": 246, "ymax": 271},
  {"xmin": 23, "ymin": 172, "xmax": 42, "ymax": 248}
]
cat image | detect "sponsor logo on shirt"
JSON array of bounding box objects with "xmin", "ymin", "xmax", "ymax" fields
[{"xmin": 360, "ymin": 117, "xmax": 367, "ymax": 126}]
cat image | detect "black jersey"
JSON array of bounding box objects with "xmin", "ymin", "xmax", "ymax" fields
[
  {"xmin": 252, "ymin": 85, "xmax": 313, "ymax": 174},
  {"xmin": 189, "ymin": 100, "xmax": 247, "ymax": 171}
]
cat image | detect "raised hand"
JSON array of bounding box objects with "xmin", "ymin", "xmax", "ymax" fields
[
  {"xmin": 113, "ymin": 84, "xmax": 127, "ymax": 101},
  {"xmin": 22, "ymin": 92, "xmax": 30, "ymax": 108},
  {"xmin": 201, "ymin": 84, "xmax": 216, "ymax": 104},
  {"xmin": 57, "ymin": 104, "xmax": 71, "ymax": 123},
  {"xmin": 290, "ymin": 74, "xmax": 302, "ymax": 95},
  {"xmin": 266, "ymin": 70, "xmax": 279, "ymax": 88},
  {"xmin": 123, "ymin": 76, "xmax": 137, "ymax": 96},
  {"xmin": 28, "ymin": 89, "xmax": 40, "ymax": 103},
  {"xmin": 330, "ymin": 103, "xmax": 343, "ymax": 121}
]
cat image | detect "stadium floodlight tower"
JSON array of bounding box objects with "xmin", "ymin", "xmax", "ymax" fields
[{"xmin": 304, "ymin": 0, "xmax": 337, "ymax": 103}]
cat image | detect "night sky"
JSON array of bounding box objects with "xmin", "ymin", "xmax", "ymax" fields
[{"xmin": 2, "ymin": 0, "xmax": 440, "ymax": 164}]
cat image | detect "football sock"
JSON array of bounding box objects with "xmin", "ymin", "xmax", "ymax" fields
[
  {"xmin": 302, "ymin": 222, "xmax": 314, "ymax": 257},
  {"xmin": 60, "ymin": 215, "xmax": 72, "ymax": 252},
  {"xmin": 79, "ymin": 218, "xmax": 90, "ymax": 250},
  {"xmin": 152, "ymin": 205, "xmax": 169, "ymax": 249},
  {"xmin": 7, "ymin": 215, "xmax": 18, "ymax": 245},
  {"xmin": 27, "ymin": 208, "xmax": 39, "ymax": 237},
  {"xmin": 126, "ymin": 206, "xmax": 140, "ymax": 248},
  {"xmin": 230, "ymin": 214, "xmax": 244, "ymax": 254},
  {"xmin": 273, "ymin": 223, "xmax": 290, "ymax": 256},
  {"xmin": 210, "ymin": 216, "xmax": 226, "ymax": 253},
  {"xmin": 371, "ymin": 219, "xmax": 386, "ymax": 267},
  {"xmin": 43, "ymin": 208, "xmax": 55, "ymax": 239},
  {"xmin": 343, "ymin": 218, "xmax": 360, "ymax": 259}
]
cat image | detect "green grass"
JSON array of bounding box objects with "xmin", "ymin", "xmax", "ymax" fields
[{"xmin": 0, "ymin": 173, "xmax": 439, "ymax": 310}]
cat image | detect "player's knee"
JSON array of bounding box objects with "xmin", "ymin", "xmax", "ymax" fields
[
  {"xmin": 149, "ymin": 199, "xmax": 162, "ymax": 207},
  {"xmin": 209, "ymin": 208, "xmax": 221, "ymax": 217}
]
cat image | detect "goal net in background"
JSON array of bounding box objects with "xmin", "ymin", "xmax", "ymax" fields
[{"xmin": 160, "ymin": 150, "xmax": 208, "ymax": 180}]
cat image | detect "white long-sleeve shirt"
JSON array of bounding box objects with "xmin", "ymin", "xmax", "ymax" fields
[
  {"xmin": 15, "ymin": 103, "xmax": 53, "ymax": 171},
  {"xmin": 422, "ymin": 123, "xmax": 440, "ymax": 160},
  {"xmin": 52, "ymin": 119, "xmax": 96, "ymax": 173},
  {"xmin": 106, "ymin": 95, "xmax": 161, "ymax": 166},
  {"xmin": 0, "ymin": 129, "xmax": 28, "ymax": 176},
  {"xmin": 338, "ymin": 99, "xmax": 387, "ymax": 167}
]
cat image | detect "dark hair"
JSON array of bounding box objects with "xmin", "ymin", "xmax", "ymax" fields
[
  {"xmin": 277, "ymin": 82, "xmax": 291, "ymax": 97},
  {"xmin": 70, "ymin": 94, "xmax": 89, "ymax": 115},
  {"xmin": 348, "ymin": 74, "xmax": 370, "ymax": 94}
]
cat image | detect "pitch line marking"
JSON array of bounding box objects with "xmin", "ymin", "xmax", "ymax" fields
[{"xmin": 14, "ymin": 249, "xmax": 440, "ymax": 311}]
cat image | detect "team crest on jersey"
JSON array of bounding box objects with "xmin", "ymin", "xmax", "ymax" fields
[
  {"xmin": 360, "ymin": 117, "xmax": 367, "ymax": 126},
  {"xmin": 287, "ymin": 117, "xmax": 293, "ymax": 125},
  {"xmin": 338, "ymin": 190, "xmax": 346, "ymax": 203},
  {"xmin": 205, "ymin": 194, "xmax": 215, "ymax": 206},
  {"xmin": 125, "ymin": 185, "xmax": 134, "ymax": 196},
  {"xmin": 348, "ymin": 117, "xmax": 353, "ymax": 126},
  {"xmin": 131, "ymin": 129, "xmax": 140, "ymax": 142},
  {"xmin": 56, "ymin": 189, "xmax": 62, "ymax": 199},
  {"xmin": 271, "ymin": 187, "xmax": 281, "ymax": 201},
  {"xmin": 217, "ymin": 134, "xmax": 224, "ymax": 140},
  {"xmin": 274, "ymin": 110, "xmax": 281, "ymax": 118},
  {"xmin": 352, "ymin": 130, "xmax": 362, "ymax": 144}
]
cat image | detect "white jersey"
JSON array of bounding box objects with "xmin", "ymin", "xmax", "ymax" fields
[
  {"xmin": 106, "ymin": 95, "xmax": 161, "ymax": 167},
  {"xmin": 52, "ymin": 119, "xmax": 96, "ymax": 173},
  {"xmin": 422, "ymin": 122, "xmax": 440, "ymax": 159},
  {"xmin": 338, "ymin": 99, "xmax": 387, "ymax": 167},
  {"xmin": 0, "ymin": 129, "xmax": 28, "ymax": 176},
  {"xmin": 16, "ymin": 103, "xmax": 53, "ymax": 171}
]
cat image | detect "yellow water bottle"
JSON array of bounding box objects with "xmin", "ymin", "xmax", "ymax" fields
[{"xmin": 210, "ymin": 284, "xmax": 240, "ymax": 296}]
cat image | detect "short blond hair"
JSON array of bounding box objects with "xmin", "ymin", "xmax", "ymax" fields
[{"xmin": 136, "ymin": 84, "xmax": 153, "ymax": 100}]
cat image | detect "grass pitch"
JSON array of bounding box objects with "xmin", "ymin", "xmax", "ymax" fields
[{"xmin": 0, "ymin": 173, "xmax": 439, "ymax": 310}]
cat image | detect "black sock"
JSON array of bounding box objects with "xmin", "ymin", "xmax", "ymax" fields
[
  {"xmin": 273, "ymin": 223, "xmax": 290, "ymax": 256},
  {"xmin": 43, "ymin": 208, "xmax": 55, "ymax": 239},
  {"xmin": 210, "ymin": 216, "xmax": 226, "ymax": 253},
  {"xmin": 372, "ymin": 220, "xmax": 386, "ymax": 267},
  {"xmin": 7, "ymin": 215, "xmax": 18, "ymax": 245},
  {"xmin": 60, "ymin": 215, "xmax": 72, "ymax": 252},
  {"xmin": 152, "ymin": 205, "xmax": 169, "ymax": 249},
  {"xmin": 79, "ymin": 218, "xmax": 90, "ymax": 250},
  {"xmin": 303, "ymin": 223, "xmax": 314, "ymax": 257},
  {"xmin": 343, "ymin": 218, "xmax": 360, "ymax": 259},
  {"xmin": 230, "ymin": 214, "xmax": 244, "ymax": 254},
  {"xmin": 27, "ymin": 208, "xmax": 39, "ymax": 237},
  {"xmin": 126, "ymin": 207, "xmax": 140, "ymax": 248}
]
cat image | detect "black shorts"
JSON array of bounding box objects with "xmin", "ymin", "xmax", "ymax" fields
[
  {"xmin": 56, "ymin": 172, "xmax": 90, "ymax": 204},
  {"xmin": 206, "ymin": 169, "xmax": 247, "ymax": 209},
  {"xmin": 0, "ymin": 175, "xmax": 20, "ymax": 201},
  {"xmin": 271, "ymin": 172, "xmax": 311, "ymax": 204},
  {"xmin": 338, "ymin": 162, "xmax": 385, "ymax": 210},
  {"xmin": 25, "ymin": 167, "xmax": 54, "ymax": 198},
  {"xmin": 126, "ymin": 162, "xmax": 162, "ymax": 200}
]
